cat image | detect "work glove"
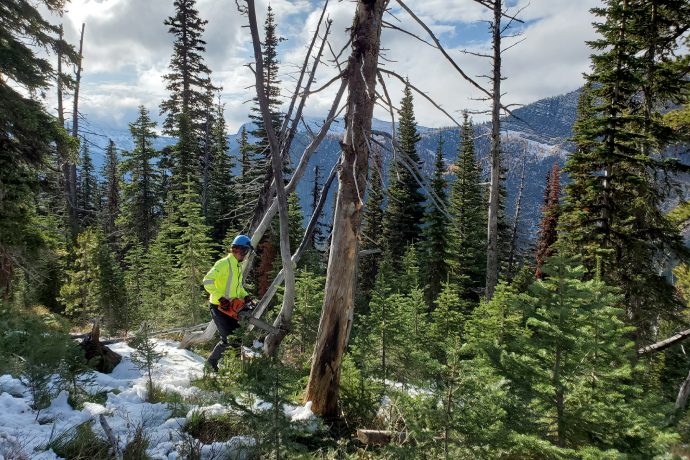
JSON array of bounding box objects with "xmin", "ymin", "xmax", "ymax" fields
[
  {"xmin": 219, "ymin": 297, "xmax": 231, "ymax": 311},
  {"xmin": 244, "ymin": 296, "xmax": 255, "ymax": 310}
]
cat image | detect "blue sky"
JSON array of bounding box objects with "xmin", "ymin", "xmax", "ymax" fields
[{"xmin": 54, "ymin": 0, "xmax": 600, "ymax": 133}]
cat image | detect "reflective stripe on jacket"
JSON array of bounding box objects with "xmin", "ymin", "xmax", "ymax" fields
[{"xmin": 202, "ymin": 254, "xmax": 249, "ymax": 305}]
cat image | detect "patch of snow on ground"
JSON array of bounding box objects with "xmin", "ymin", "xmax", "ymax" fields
[{"xmin": 0, "ymin": 339, "xmax": 318, "ymax": 459}]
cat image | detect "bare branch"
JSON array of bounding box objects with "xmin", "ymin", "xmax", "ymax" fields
[
  {"xmin": 379, "ymin": 68, "xmax": 461, "ymax": 128},
  {"xmin": 300, "ymin": 70, "xmax": 344, "ymax": 97},
  {"xmin": 371, "ymin": 131, "xmax": 452, "ymax": 220},
  {"xmin": 382, "ymin": 20, "xmax": 438, "ymax": 49},
  {"xmin": 250, "ymin": 160, "xmax": 339, "ymax": 323},
  {"xmin": 280, "ymin": 0, "xmax": 330, "ymax": 141}
]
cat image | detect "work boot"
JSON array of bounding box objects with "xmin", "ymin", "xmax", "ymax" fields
[{"xmin": 205, "ymin": 359, "xmax": 219, "ymax": 373}]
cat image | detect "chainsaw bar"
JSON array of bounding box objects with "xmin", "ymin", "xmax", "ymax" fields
[{"xmin": 238, "ymin": 310, "xmax": 280, "ymax": 334}]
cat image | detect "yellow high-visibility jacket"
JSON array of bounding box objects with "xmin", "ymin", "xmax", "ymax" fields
[{"xmin": 203, "ymin": 254, "xmax": 249, "ymax": 305}]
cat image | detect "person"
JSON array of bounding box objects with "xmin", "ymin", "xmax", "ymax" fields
[{"xmin": 202, "ymin": 234, "xmax": 254, "ymax": 372}]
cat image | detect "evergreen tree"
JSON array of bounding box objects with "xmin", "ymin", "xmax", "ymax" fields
[
  {"xmin": 382, "ymin": 85, "xmax": 425, "ymax": 266},
  {"xmin": 169, "ymin": 180, "xmax": 214, "ymax": 325},
  {"xmin": 206, "ymin": 98, "xmax": 238, "ymax": 245},
  {"xmin": 160, "ymin": 0, "xmax": 217, "ymax": 187},
  {"xmin": 447, "ymin": 113, "xmax": 486, "ymax": 301},
  {"xmin": 60, "ymin": 228, "xmax": 102, "ymax": 321},
  {"xmin": 77, "ymin": 141, "xmax": 98, "ymax": 228},
  {"xmin": 142, "ymin": 212, "xmax": 177, "ymax": 325},
  {"xmin": 558, "ymin": 0, "xmax": 690, "ymax": 341},
  {"xmin": 129, "ymin": 322, "xmax": 165, "ymax": 400},
  {"xmin": 235, "ymin": 126, "xmax": 257, "ymax": 225},
  {"xmin": 247, "ymin": 5, "xmax": 284, "ymax": 179},
  {"xmin": 101, "ymin": 139, "xmax": 121, "ymax": 246},
  {"xmin": 120, "ymin": 106, "xmax": 160, "ymax": 249},
  {"xmin": 0, "ymin": 0, "xmax": 76, "ymax": 296},
  {"xmin": 422, "ymin": 135, "xmax": 451, "ymax": 305},
  {"xmin": 59, "ymin": 228, "xmax": 124, "ymax": 329},
  {"xmin": 357, "ymin": 147, "xmax": 385, "ymax": 311},
  {"xmin": 534, "ymin": 162, "xmax": 561, "ymax": 279},
  {"xmin": 469, "ymin": 257, "xmax": 673, "ymax": 455}
]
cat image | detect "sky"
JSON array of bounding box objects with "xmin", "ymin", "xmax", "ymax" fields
[{"xmin": 54, "ymin": 0, "xmax": 600, "ymax": 134}]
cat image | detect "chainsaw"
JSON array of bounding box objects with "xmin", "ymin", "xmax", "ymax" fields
[{"xmin": 237, "ymin": 302, "xmax": 280, "ymax": 335}]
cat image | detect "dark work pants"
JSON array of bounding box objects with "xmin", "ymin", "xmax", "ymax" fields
[{"xmin": 207, "ymin": 303, "xmax": 241, "ymax": 367}]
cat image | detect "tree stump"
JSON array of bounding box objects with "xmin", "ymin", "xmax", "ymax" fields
[{"xmin": 81, "ymin": 321, "xmax": 122, "ymax": 373}]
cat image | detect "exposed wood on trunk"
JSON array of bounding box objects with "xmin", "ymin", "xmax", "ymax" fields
[
  {"xmin": 69, "ymin": 23, "xmax": 85, "ymax": 234},
  {"xmin": 485, "ymin": 0, "xmax": 502, "ymax": 300},
  {"xmin": 637, "ymin": 328, "xmax": 690, "ymax": 356},
  {"xmin": 246, "ymin": 0, "xmax": 295, "ymax": 357},
  {"xmin": 178, "ymin": 321, "xmax": 218, "ymax": 349},
  {"xmin": 356, "ymin": 429, "xmax": 406, "ymax": 445},
  {"xmin": 99, "ymin": 414, "xmax": 123, "ymax": 460},
  {"xmin": 676, "ymin": 367, "xmax": 690, "ymax": 411},
  {"xmin": 305, "ymin": 0, "xmax": 386, "ymax": 419},
  {"xmin": 250, "ymin": 161, "xmax": 338, "ymax": 325}
]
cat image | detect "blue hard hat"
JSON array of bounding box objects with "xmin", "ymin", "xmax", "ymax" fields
[{"xmin": 231, "ymin": 234, "xmax": 253, "ymax": 250}]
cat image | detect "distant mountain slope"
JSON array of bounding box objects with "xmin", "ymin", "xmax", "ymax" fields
[{"xmin": 82, "ymin": 88, "xmax": 583, "ymax": 251}]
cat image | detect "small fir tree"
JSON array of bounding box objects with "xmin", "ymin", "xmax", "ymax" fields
[
  {"xmin": 169, "ymin": 180, "xmax": 214, "ymax": 325},
  {"xmin": 101, "ymin": 139, "xmax": 121, "ymax": 246},
  {"xmin": 129, "ymin": 322, "xmax": 165, "ymax": 400},
  {"xmin": 422, "ymin": 135, "xmax": 451, "ymax": 305},
  {"xmin": 382, "ymin": 84, "xmax": 425, "ymax": 266},
  {"xmin": 77, "ymin": 141, "xmax": 98, "ymax": 228},
  {"xmin": 120, "ymin": 105, "xmax": 160, "ymax": 250},
  {"xmin": 447, "ymin": 113, "xmax": 486, "ymax": 301}
]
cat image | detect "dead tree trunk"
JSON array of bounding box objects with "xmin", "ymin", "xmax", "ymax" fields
[
  {"xmin": 485, "ymin": 0, "xmax": 502, "ymax": 300},
  {"xmin": 246, "ymin": 0, "xmax": 295, "ymax": 357},
  {"xmin": 304, "ymin": 0, "xmax": 386, "ymax": 419},
  {"xmin": 69, "ymin": 22, "xmax": 85, "ymax": 234}
]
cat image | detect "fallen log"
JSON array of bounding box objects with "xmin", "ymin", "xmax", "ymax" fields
[
  {"xmin": 356, "ymin": 429, "xmax": 406, "ymax": 445},
  {"xmin": 637, "ymin": 328, "xmax": 690, "ymax": 356},
  {"xmin": 71, "ymin": 323, "xmax": 209, "ymax": 346}
]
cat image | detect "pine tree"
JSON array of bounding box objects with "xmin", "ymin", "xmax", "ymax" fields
[
  {"xmin": 534, "ymin": 162, "xmax": 561, "ymax": 279},
  {"xmin": 160, "ymin": 0, "xmax": 217, "ymax": 188},
  {"xmin": 382, "ymin": 85, "xmax": 425, "ymax": 266},
  {"xmin": 422, "ymin": 135, "xmax": 451, "ymax": 305},
  {"xmin": 101, "ymin": 139, "xmax": 121, "ymax": 246},
  {"xmin": 447, "ymin": 113, "xmax": 486, "ymax": 301},
  {"xmin": 120, "ymin": 106, "xmax": 160, "ymax": 250},
  {"xmin": 558, "ymin": 1, "xmax": 690, "ymax": 341},
  {"xmin": 206, "ymin": 98, "xmax": 238, "ymax": 244},
  {"xmin": 77, "ymin": 141, "xmax": 98, "ymax": 228}
]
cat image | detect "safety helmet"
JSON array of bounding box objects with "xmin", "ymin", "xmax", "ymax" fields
[{"xmin": 231, "ymin": 234, "xmax": 254, "ymax": 250}]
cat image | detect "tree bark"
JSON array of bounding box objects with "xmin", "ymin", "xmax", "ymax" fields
[
  {"xmin": 485, "ymin": 0, "xmax": 502, "ymax": 300},
  {"xmin": 305, "ymin": 0, "xmax": 386, "ymax": 419}
]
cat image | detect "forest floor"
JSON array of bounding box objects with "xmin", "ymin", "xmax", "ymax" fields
[{"xmin": 0, "ymin": 339, "xmax": 317, "ymax": 459}]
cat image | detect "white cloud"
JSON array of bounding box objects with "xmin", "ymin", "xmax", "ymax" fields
[{"xmin": 58, "ymin": 0, "xmax": 600, "ymax": 131}]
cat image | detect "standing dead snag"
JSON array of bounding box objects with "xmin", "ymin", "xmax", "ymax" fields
[
  {"xmin": 305, "ymin": 0, "xmax": 386, "ymax": 419},
  {"xmin": 245, "ymin": 0, "xmax": 295, "ymax": 357}
]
